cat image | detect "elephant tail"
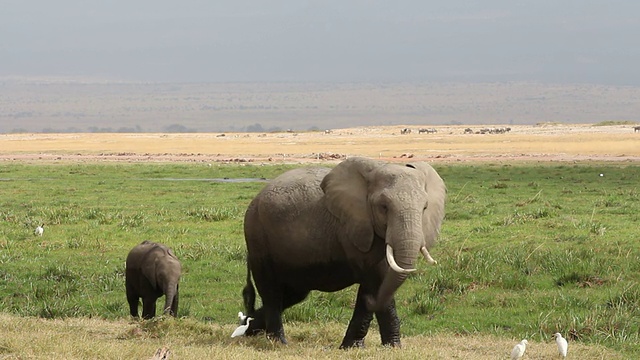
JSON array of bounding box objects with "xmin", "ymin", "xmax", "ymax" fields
[{"xmin": 242, "ymin": 259, "xmax": 256, "ymax": 315}]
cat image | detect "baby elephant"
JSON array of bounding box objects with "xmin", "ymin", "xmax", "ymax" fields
[{"xmin": 125, "ymin": 240, "xmax": 181, "ymax": 319}]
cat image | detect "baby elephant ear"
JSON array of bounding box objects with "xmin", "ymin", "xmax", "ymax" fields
[
  {"xmin": 406, "ymin": 162, "xmax": 446, "ymax": 248},
  {"xmin": 321, "ymin": 157, "xmax": 380, "ymax": 252}
]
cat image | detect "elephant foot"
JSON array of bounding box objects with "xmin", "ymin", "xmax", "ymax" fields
[
  {"xmin": 245, "ymin": 327, "xmax": 287, "ymax": 344},
  {"xmin": 339, "ymin": 338, "xmax": 365, "ymax": 349},
  {"xmin": 266, "ymin": 332, "xmax": 288, "ymax": 345},
  {"xmin": 381, "ymin": 339, "xmax": 402, "ymax": 348},
  {"xmin": 265, "ymin": 323, "xmax": 287, "ymax": 344}
]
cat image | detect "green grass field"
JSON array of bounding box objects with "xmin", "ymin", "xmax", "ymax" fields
[{"xmin": 0, "ymin": 162, "xmax": 638, "ymax": 357}]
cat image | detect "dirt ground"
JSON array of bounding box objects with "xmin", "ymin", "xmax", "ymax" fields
[{"xmin": 1, "ymin": 123, "xmax": 639, "ymax": 164}]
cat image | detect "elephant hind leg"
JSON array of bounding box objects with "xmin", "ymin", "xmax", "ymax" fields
[
  {"xmin": 340, "ymin": 286, "xmax": 374, "ymax": 349},
  {"xmin": 282, "ymin": 287, "xmax": 309, "ymax": 310},
  {"xmin": 249, "ymin": 260, "xmax": 290, "ymax": 344},
  {"xmin": 243, "ymin": 261, "xmax": 256, "ymax": 315},
  {"xmin": 125, "ymin": 284, "xmax": 141, "ymax": 318},
  {"xmin": 242, "ymin": 282, "xmax": 257, "ymax": 318},
  {"xmin": 142, "ymin": 296, "xmax": 158, "ymax": 319},
  {"xmin": 126, "ymin": 291, "xmax": 140, "ymax": 318},
  {"xmin": 263, "ymin": 287, "xmax": 309, "ymax": 344},
  {"xmin": 255, "ymin": 288, "xmax": 297, "ymax": 344},
  {"xmin": 264, "ymin": 303, "xmax": 287, "ymax": 344},
  {"xmin": 244, "ymin": 307, "xmax": 266, "ymax": 337},
  {"xmin": 257, "ymin": 286, "xmax": 287, "ymax": 343}
]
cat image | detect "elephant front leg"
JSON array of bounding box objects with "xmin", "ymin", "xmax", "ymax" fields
[
  {"xmin": 340, "ymin": 286, "xmax": 374, "ymax": 349},
  {"xmin": 125, "ymin": 281, "xmax": 140, "ymax": 318},
  {"xmin": 375, "ymin": 298, "xmax": 401, "ymax": 347}
]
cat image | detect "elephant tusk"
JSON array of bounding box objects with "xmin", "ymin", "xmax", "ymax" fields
[
  {"xmin": 420, "ymin": 246, "xmax": 438, "ymax": 265},
  {"xmin": 386, "ymin": 244, "xmax": 417, "ymax": 274}
]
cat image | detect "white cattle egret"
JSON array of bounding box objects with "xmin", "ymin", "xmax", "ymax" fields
[
  {"xmin": 35, "ymin": 224, "xmax": 44, "ymax": 236},
  {"xmin": 510, "ymin": 339, "xmax": 528, "ymax": 360},
  {"xmin": 237, "ymin": 311, "xmax": 248, "ymax": 325},
  {"xmin": 553, "ymin": 333, "xmax": 568, "ymax": 358},
  {"xmin": 231, "ymin": 317, "xmax": 253, "ymax": 338}
]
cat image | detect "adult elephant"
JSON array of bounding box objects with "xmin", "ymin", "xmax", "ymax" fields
[
  {"xmin": 241, "ymin": 157, "xmax": 446, "ymax": 348},
  {"xmin": 126, "ymin": 240, "xmax": 181, "ymax": 319}
]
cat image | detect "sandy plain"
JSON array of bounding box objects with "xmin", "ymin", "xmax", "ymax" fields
[{"xmin": 1, "ymin": 123, "xmax": 638, "ymax": 164}]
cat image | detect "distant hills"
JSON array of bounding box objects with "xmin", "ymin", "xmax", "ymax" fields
[{"xmin": 1, "ymin": 79, "xmax": 639, "ymax": 133}]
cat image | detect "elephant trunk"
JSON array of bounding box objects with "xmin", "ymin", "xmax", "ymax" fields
[
  {"xmin": 367, "ymin": 225, "xmax": 423, "ymax": 312},
  {"xmin": 163, "ymin": 282, "xmax": 179, "ymax": 317}
]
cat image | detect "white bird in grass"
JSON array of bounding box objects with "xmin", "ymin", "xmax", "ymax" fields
[
  {"xmin": 510, "ymin": 339, "xmax": 528, "ymax": 360},
  {"xmin": 237, "ymin": 311, "xmax": 248, "ymax": 325},
  {"xmin": 553, "ymin": 333, "xmax": 568, "ymax": 358},
  {"xmin": 231, "ymin": 317, "xmax": 253, "ymax": 338},
  {"xmin": 35, "ymin": 224, "xmax": 44, "ymax": 236}
]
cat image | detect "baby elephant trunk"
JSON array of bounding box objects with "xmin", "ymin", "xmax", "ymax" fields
[{"xmin": 163, "ymin": 283, "xmax": 179, "ymax": 317}]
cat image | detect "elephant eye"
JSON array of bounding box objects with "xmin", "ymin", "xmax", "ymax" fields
[{"xmin": 375, "ymin": 194, "xmax": 389, "ymax": 214}]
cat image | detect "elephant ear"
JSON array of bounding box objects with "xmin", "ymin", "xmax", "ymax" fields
[
  {"xmin": 406, "ymin": 162, "xmax": 446, "ymax": 249},
  {"xmin": 321, "ymin": 157, "xmax": 380, "ymax": 253}
]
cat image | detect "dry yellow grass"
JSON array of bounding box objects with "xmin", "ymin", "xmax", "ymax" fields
[
  {"xmin": 1, "ymin": 124, "xmax": 638, "ymax": 163},
  {"xmin": 0, "ymin": 313, "xmax": 624, "ymax": 359}
]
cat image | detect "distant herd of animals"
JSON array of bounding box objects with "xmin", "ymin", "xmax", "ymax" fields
[
  {"xmin": 465, "ymin": 127, "xmax": 512, "ymax": 134},
  {"xmin": 400, "ymin": 127, "xmax": 512, "ymax": 135},
  {"xmin": 400, "ymin": 125, "xmax": 640, "ymax": 135},
  {"xmin": 400, "ymin": 127, "xmax": 438, "ymax": 134}
]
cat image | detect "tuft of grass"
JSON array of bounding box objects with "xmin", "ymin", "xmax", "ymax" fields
[
  {"xmin": 41, "ymin": 264, "xmax": 78, "ymax": 283},
  {"xmin": 500, "ymin": 207, "xmax": 555, "ymax": 226},
  {"xmin": 491, "ymin": 181, "xmax": 508, "ymax": 189},
  {"xmin": 118, "ymin": 213, "xmax": 147, "ymax": 230},
  {"xmin": 606, "ymin": 284, "xmax": 640, "ymax": 310},
  {"xmin": 186, "ymin": 206, "xmax": 241, "ymax": 221},
  {"xmin": 410, "ymin": 291, "xmax": 444, "ymax": 315}
]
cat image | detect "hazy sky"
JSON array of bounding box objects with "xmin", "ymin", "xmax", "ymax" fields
[{"xmin": 2, "ymin": 0, "xmax": 639, "ymax": 84}]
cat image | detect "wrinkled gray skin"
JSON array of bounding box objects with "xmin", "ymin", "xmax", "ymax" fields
[
  {"xmin": 126, "ymin": 240, "xmax": 181, "ymax": 319},
  {"xmin": 242, "ymin": 157, "xmax": 446, "ymax": 348}
]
